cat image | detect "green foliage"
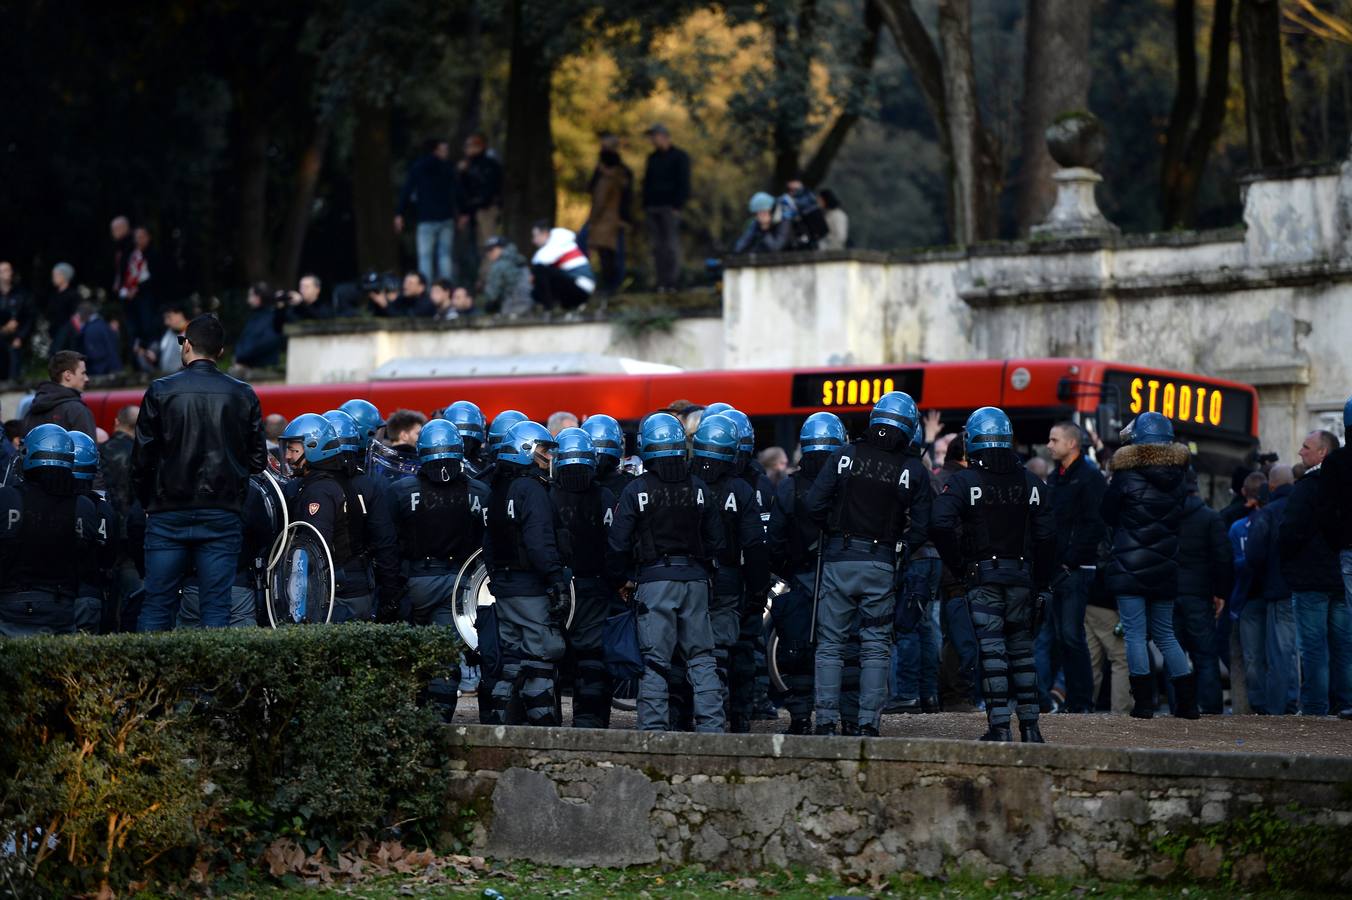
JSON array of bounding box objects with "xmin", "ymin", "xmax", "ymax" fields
[{"xmin": 0, "ymin": 626, "xmax": 457, "ymax": 896}]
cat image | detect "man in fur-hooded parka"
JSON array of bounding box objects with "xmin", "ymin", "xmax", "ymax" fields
[{"xmin": 1101, "ymin": 440, "xmax": 1191, "ymax": 599}]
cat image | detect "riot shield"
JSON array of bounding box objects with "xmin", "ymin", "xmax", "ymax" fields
[
  {"xmin": 265, "ymin": 521, "xmax": 335, "ymax": 627},
  {"xmin": 366, "ymin": 437, "xmax": 420, "ymax": 484},
  {"xmin": 452, "ymin": 548, "xmax": 576, "ymax": 649},
  {"xmin": 259, "ymin": 469, "xmax": 291, "ymax": 571}
]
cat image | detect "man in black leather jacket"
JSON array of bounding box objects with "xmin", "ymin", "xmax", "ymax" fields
[{"xmin": 132, "ymin": 314, "xmax": 266, "ymax": 630}]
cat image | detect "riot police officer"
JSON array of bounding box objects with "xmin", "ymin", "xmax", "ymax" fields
[
  {"xmin": 324, "ymin": 409, "xmax": 365, "ymax": 463},
  {"xmin": 69, "ymin": 430, "xmax": 116, "ymax": 633},
  {"xmin": 690, "ymin": 413, "xmax": 769, "ymax": 731},
  {"xmin": 582, "ymin": 414, "xmax": 632, "ymax": 497},
  {"xmin": 607, "ymin": 412, "xmax": 726, "ymax": 733},
  {"xmin": 931, "ymin": 407, "xmax": 1055, "ymax": 742},
  {"xmin": 483, "ymin": 420, "xmax": 568, "ymax": 726},
  {"xmin": 388, "ymin": 419, "xmax": 489, "ymax": 720},
  {"xmin": 0, "ymin": 425, "xmax": 102, "ymax": 636},
  {"xmin": 479, "ymin": 409, "xmax": 529, "ymax": 484},
  {"xmin": 806, "ymin": 392, "xmax": 932, "ymax": 736},
  {"xmin": 767, "ymin": 412, "xmax": 846, "ymax": 734},
  {"xmin": 444, "ymin": 400, "xmax": 488, "ymax": 478},
  {"xmin": 340, "ymin": 398, "xmax": 384, "ymax": 453},
  {"xmin": 549, "ymin": 427, "xmax": 619, "ymax": 728},
  {"xmin": 282, "ymin": 414, "xmax": 404, "ymax": 622}
]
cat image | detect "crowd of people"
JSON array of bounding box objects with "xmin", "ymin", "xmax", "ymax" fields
[
  {"xmin": 0, "ymin": 126, "xmax": 860, "ymax": 386},
  {"xmin": 3, "ymin": 313, "xmax": 1350, "ymax": 741}
]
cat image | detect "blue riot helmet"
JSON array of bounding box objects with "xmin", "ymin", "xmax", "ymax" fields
[
  {"xmin": 870, "ymin": 391, "xmax": 920, "ymax": 442},
  {"xmin": 487, "ymin": 410, "xmax": 529, "ymax": 460},
  {"xmin": 445, "ymin": 400, "xmax": 487, "ymax": 454},
  {"xmin": 281, "ymin": 413, "xmax": 344, "ymax": 467},
  {"xmin": 799, "ymin": 412, "xmax": 846, "ymax": 455},
  {"xmin": 639, "ymin": 413, "xmax": 687, "ymax": 462},
  {"xmin": 339, "ymin": 399, "xmax": 384, "ymax": 450},
  {"xmin": 417, "ymin": 418, "xmax": 464, "ymax": 463},
  {"xmin": 1121, "ymin": 411, "xmax": 1173, "ymax": 446},
  {"xmin": 553, "ymin": 427, "xmax": 597, "ymax": 492},
  {"xmin": 69, "ymin": 430, "xmax": 99, "ymax": 483},
  {"xmin": 704, "ymin": 402, "xmax": 734, "ymax": 419},
  {"xmin": 323, "ymin": 409, "xmax": 363, "ymax": 457},
  {"xmin": 1343, "ymin": 394, "xmax": 1351, "ymax": 429},
  {"xmin": 964, "ymin": 407, "xmax": 1014, "ymax": 452},
  {"xmin": 23, "ymin": 424, "xmax": 75, "ymax": 472},
  {"xmin": 499, "ymin": 420, "xmax": 557, "ymax": 469},
  {"xmin": 692, "ymin": 414, "xmax": 739, "ymax": 462},
  {"xmin": 581, "ymin": 414, "xmax": 625, "ymax": 469}
]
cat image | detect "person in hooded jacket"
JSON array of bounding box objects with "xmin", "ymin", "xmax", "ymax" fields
[
  {"xmin": 22, "ymin": 351, "xmax": 96, "ymax": 438},
  {"xmin": 1173, "ymin": 470, "xmax": 1233, "ymax": 714},
  {"xmin": 1240, "ymin": 465, "xmax": 1300, "ymax": 715},
  {"xmin": 1100, "ymin": 412, "xmax": 1196, "ymax": 719}
]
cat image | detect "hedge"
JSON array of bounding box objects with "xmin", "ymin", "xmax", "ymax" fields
[{"xmin": 0, "ymin": 625, "xmax": 459, "ymax": 897}]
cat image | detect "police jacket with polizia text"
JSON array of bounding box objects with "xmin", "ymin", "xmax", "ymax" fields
[
  {"xmin": 804, "ymin": 439, "xmax": 931, "ymax": 561},
  {"xmin": 549, "ymin": 482, "xmax": 616, "ymax": 579},
  {"xmin": 0, "ymin": 479, "xmax": 102, "ymax": 595},
  {"xmin": 389, "ymin": 471, "xmax": 489, "ymax": 564},
  {"xmin": 607, "ymin": 471, "xmax": 724, "ymax": 585}
]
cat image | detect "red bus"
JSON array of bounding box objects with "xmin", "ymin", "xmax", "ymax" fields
[{"xmin": 84, "ymin": 357, "xmax": 1257, "ymax": 482}]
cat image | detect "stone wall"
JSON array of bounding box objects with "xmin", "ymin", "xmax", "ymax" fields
[
  {"xmin": 447, "ymin": 726, "xmax": 1352, "ymax": 888},
  {"xmin": 283, "ymin": 314, "xmax": 724, "ymax": 384},
  {"xmin": 724, "ymin": 161, "xmax": 1352, "ymax": 456}
]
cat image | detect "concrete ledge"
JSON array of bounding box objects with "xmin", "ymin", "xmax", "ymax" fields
[{"xmin": 445, "ymin": 724, "xmax": 1352, "ymax": 885}]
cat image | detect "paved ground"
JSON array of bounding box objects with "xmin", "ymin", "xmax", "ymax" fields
[{"xmin": 450, "ymin": 695, "xmax": 1352, "ymax": 758}]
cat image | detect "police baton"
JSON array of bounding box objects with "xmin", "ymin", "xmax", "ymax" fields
[{"xmin": 807, "ymin": 530, "xmax": 825, "ymax": 645}]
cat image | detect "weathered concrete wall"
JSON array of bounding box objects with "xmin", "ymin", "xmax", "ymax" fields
[
  {"xmin": 723, "ymin": 162, "xmax": 1352, "ymax": 456},
  {"xmin": 284, "ymin": 315, "xmax": 724, "ymax": 384},
  {"xmin": 447, "ymin": 726, "xmax": 1352, "ymax": 888}
]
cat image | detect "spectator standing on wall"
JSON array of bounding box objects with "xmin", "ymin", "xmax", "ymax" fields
[
  {"xmin": 0, "ymin": 260, "xmax": 34, "ymax": 381},
  {"xmin": 395, "ymin": 138, "xmax": 459, "ymax": 283},
  {"xmin": 121, "ymin": 226, "xmax": 169, "ymax": 351},
  {"xmin": 457, "ymin": 133, "xmax": 504, "ymax": 281},
  {"xmin": 818, "ymin": 189, "xmax": 849, "ymax": 251},
  {"xmin": 75, "ymin": 302, "xmax": 122, "ymax": 377},
  {"xmin": 585, "ymin": 135, "xmax": 632, "ymax": 294},
  {"xmin": 47, "ymin": 262, "xmax": 81, "ymax": 355},
  {"xmin": 642, "ymin": 124, "xmax": 690, "ymax": 292}
]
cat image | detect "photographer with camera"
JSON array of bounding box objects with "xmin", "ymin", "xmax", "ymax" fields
[{"xmin": 234, "ymin": 283, "xmax": 286, "ymax": 371}]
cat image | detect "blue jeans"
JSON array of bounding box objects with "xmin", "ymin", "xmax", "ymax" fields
[
  {"xmin": 416, "ymin": 219, "xmax": 454, "ymax": 282},
  {"xmin": 941, "ymin": 591, "xmax": 982, "ymax": 702},
  {"xmin": 1238, "ymin": 595, "xmax": 1298, "ymax": 714},
  {"xmin": 892, "ymin": 558, "xmax": 941, "ymax": 701},
  {"xmin": 138, "ymin": 509, "xmax": 243, "ymax": 631},
  {"xmin": 1174, "ymin": 595, "xmax": 1223, "ymax": 713},
  {"xmin": 1117, "ymin": 594, "xmax": 1191, "ymax": 678},
  {"xmin": 1050, "ymin": 568, "xmax": 1095, "ymax": 711},
  {"xmin": 1291, "ymin": 590, "xmax": 1352, "ymax": 715},
  {"xmin": 1342, "ymin": 551, "xmax": 1352, "ymax": 609}
]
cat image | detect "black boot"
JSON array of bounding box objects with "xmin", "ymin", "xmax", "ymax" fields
[
  {"xmin": 813, "ymin": 721, "xmax": 838, "ymax": 736},
  {"xmin": 1171, "ymin": 672, "xmax": 1200, "ymax": 720},
  {"xmin": 859, "ymin": 723, "xmax": 880, "ymax": 737},
  {"xmin": 730, "ymin": 714, "xmax": 752, "ymax": 734},
  {"xmin": 979, "ymin": 723, "xmax": 1012, "ymax": 742},
  {"xmin": 1129, "ymin": 674, "xmax": 1155, "ymax": 719},
  {"xmin": 840, "ymin": 721, "xmax": 860, "ymax": 736},
  {"xmin": 921, "ymin": 695, "xmax": 942, "ymax": 713},
  {"xmin": 783, "ymin": 716, "xmax": 813, "ymax": 735},
  {"xmin": 1019, "ymin": 720, "xmax": 1045, "ymax": 743}
]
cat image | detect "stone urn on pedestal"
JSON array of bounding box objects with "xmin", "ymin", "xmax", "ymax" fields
[{"xmin": 1031, "ymin": 111, "xmax": 1120, "ymax": 240}]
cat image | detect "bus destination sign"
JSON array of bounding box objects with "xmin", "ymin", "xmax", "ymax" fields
[
  {"xmin": 791, "ymin": 369, "xmax": 925, "ymax": 410},
  {"xmin": 1102, "ymin": 369, "xmax": 1254, "ymax": 440}
]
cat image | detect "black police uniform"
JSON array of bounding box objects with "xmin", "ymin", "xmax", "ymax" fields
[
  {"xmin": 483, "ymin": 464, "xmax": 568, "ymax": 726},
  {"xmin": 289, "ymin": 466, "xmax": 403, "ymax": 622},
  {"xmin": 75, "ymin": 488, "xmax": 118, "ymax": 633},
  {"xmin": 0, "ymin": 474, "xmax": 102, "ymax": 636},
  {"xmin": 766, "ymin": 469, "xmax": 862, "ymax": 729},
  {"xmin": 705, "ymin": 470, "xmax": 769, "ymax": 730},
  {"xmin": 805, "ymin": 437, "xmax": 931, "ymax": 732},
  {"xmin": 389, "ymin": 468, "xmax": 489, "ymax": 720},
  {"xmin": 931, "ymin": 454, "xmax": 1055, "ymax": 734},
  {"xmin": 551, "ymin": 480, "xmax": 617, "ymax": 728},
  {"xmin": 596, "ymin": 461, "xmax": 634, "ymax": 500},
  {"xmin": 607, "ymin": 469, "xmax": 727, "ymax": 732}
]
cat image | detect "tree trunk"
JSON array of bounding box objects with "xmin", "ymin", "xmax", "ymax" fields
[
  {"xmin": 1015, "ymin": 0, "xmax": 1093, "ymax": 234},
  {"xmin": 771, "ymin": 0, "xmax": 818, "ymax": 189},
  {"xmin": 451, "ymin": 6, "xmax": 484, "ymax": 150},
  {"xmin": 938, "ymin": 0, "xmax": 999, "ymax": 243},
  {"xmin": 1161, "ymin": 0, "xmax": 1234, "ymax": 228},
  {"xmin": 352, "ymin": 101, "xmax": 399, "ymax": 274},
  {"xmin": 873, "ymin": 0, "xmax": 954, "ymax": 235},
  {"xmin": 275, "ymin": 121, "xmax": 329, "ymax": 290},
  {"xmin": 802, "ymin": 1, "xmax": 882, "ymax": 188},
  {"xmin": 502, "ymin": 0, "xmax": 556, "ymax": 252},
  {"xmin": 1237, "ymin": 0, "xmax": 1293, "ymax": 170},
  {"xmin": 237, "ymin": 104, "xmax": 270, "ymax": 284}
]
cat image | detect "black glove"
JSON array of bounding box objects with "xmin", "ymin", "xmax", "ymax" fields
[
  {"xmin": 546, "ymin": 579, "xmax": 572, "ymax": 626},
  {"xmin": 1033, "ymin": 589, "xmax": 1052, "ymax": 630},
  {"xmin": 375, "ymin": 598, "xmax": 402, "ymax": 625}
]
